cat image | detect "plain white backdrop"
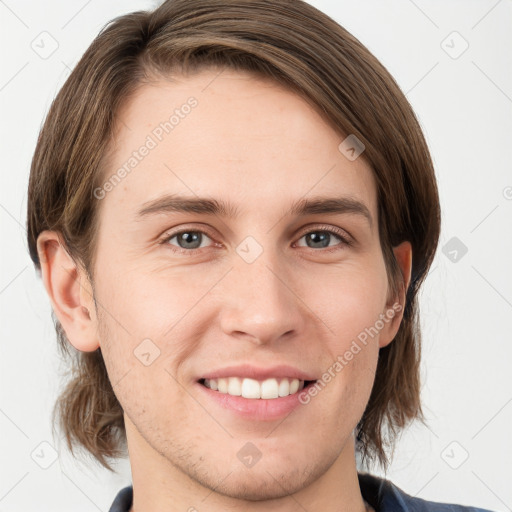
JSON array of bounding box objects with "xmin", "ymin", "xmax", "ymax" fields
[{"xmin": 1, "ymin": 0, "xmax": 511, "ymax": 510}]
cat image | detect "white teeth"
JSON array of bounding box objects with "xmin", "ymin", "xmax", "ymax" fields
[
  {"xmin": 261, "ymin": 378, "xmax": 279, "ymax": 399},
  {"xmin": 203, "ymin": 377, "xmax": 306, "ymax": 399},
  {"xmin": 218, "ymin": 378, "xmax": 228, "ymax": 393},
  {"xmin": 278, "ymin": 379, "xmax": 289, "ymax": 397},
  {"xmin": 241, "ymin": 378, "xmax": 261, "ymax": 399},
  {"xmin": 227, "ymin": 377, "xmax": 242, "ymax": 396}
]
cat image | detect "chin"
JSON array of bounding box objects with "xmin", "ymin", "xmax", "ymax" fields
[
  {"xmin": 201, "ymin": 463, "xmax": 318, "ymax": 501},
  {"xmin": 181, "ymin": 441, "xmax": 338, "ymax": 502}
]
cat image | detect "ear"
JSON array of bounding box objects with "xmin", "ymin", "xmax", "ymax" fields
[
  {"xmin": 378, "ymin": 241, "xmax": 412, "ymax": 348},
  {"xmin": 36, "ymin": 230, "xmax": 100, "ymax": 352}
]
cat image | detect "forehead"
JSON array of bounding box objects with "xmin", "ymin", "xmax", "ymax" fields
[{"xmin": 100, "ymin": 69, "xmax": 378, "ymax": 224}]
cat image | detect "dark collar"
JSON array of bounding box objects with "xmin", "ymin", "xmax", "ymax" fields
[{"xmin": 109, "ymin": 472, "xmax": 493, "ymax": 512}]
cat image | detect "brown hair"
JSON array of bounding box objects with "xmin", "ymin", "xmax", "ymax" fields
[{"xmin": 27, "ymin": 0, "xmax": 440, "ymax": 472}]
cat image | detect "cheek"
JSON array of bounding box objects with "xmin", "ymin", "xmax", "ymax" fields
[
  {"xmin": 94, "ymin": 290, "xmax": 195, "ymax": 433},
  {"xmin": 309, "ymin": 261, "xmax": 389, "ymax": 342},
  {"xmin": 301, "ymin": 261, "xmax": 386, "ymax": 420},
  {"xmin": 94, "ymin": 254, "xmax": 206, "ymax": 338},
  {"xmin": 92, "ymin": 261, "xmax": 215, "ymax": 399},
  {"xmin": 307, "ymin": 333, "xmax": 379, "ymax": 436}
]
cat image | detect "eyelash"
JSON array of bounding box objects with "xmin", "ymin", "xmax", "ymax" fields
[{"xmin": 159, "ymin": 224, "xmax": 353, "ymax": 255}]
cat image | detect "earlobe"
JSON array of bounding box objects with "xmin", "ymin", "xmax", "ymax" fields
[
  {"xmin": 378, "ymin": 241, "xmax": 412, "ymax": 348},
  {"xmin": 36, "ymin": 230, "xmax": 100, "ymax": 352}
]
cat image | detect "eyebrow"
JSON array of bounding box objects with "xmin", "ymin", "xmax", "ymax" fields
[{"xmin": 136, "ymin": 194, "xmax": 373, "ymax": 228}]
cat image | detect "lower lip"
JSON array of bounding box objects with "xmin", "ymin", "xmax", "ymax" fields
[{"xmin": 195, "ymin": 381, "xmax": 314, "ymax": 421}]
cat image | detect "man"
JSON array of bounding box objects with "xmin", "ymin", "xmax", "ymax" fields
[{"xmin": 26, "ymin": 1, "xmax": 495, "ymax": 511}]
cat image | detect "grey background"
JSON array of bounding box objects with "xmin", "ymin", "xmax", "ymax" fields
[{"xmin": 1, "ymin": 0, "xmax": 511, "ymax": 510}]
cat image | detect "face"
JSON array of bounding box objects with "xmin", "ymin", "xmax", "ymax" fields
[{"xmin": 46, "ymin": 68, "xmax": 410, "ymax": 501}]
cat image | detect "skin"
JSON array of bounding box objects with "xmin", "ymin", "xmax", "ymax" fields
[{"xmin": 37, "ymin": 68, "xmax": 411, "ymax": 512}]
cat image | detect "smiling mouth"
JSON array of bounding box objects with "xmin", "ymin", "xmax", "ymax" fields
[{"xmin": 198, "ymin": 377, "xmax": 317, "ymax": 399}]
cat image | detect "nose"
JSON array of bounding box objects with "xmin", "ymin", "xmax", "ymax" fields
[{"xmin": 217, "ymin": 248, "xmax": 307, "ymax": 346}]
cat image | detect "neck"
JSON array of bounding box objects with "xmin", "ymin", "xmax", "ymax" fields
[{"xmin": 125, "ymin": 416, "xmax": 368, "ymax": 512}]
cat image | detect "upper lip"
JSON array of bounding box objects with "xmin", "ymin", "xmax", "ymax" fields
[{"xmin": 199, "ymin": 364, "xmax": 317, "ymax": 382}]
